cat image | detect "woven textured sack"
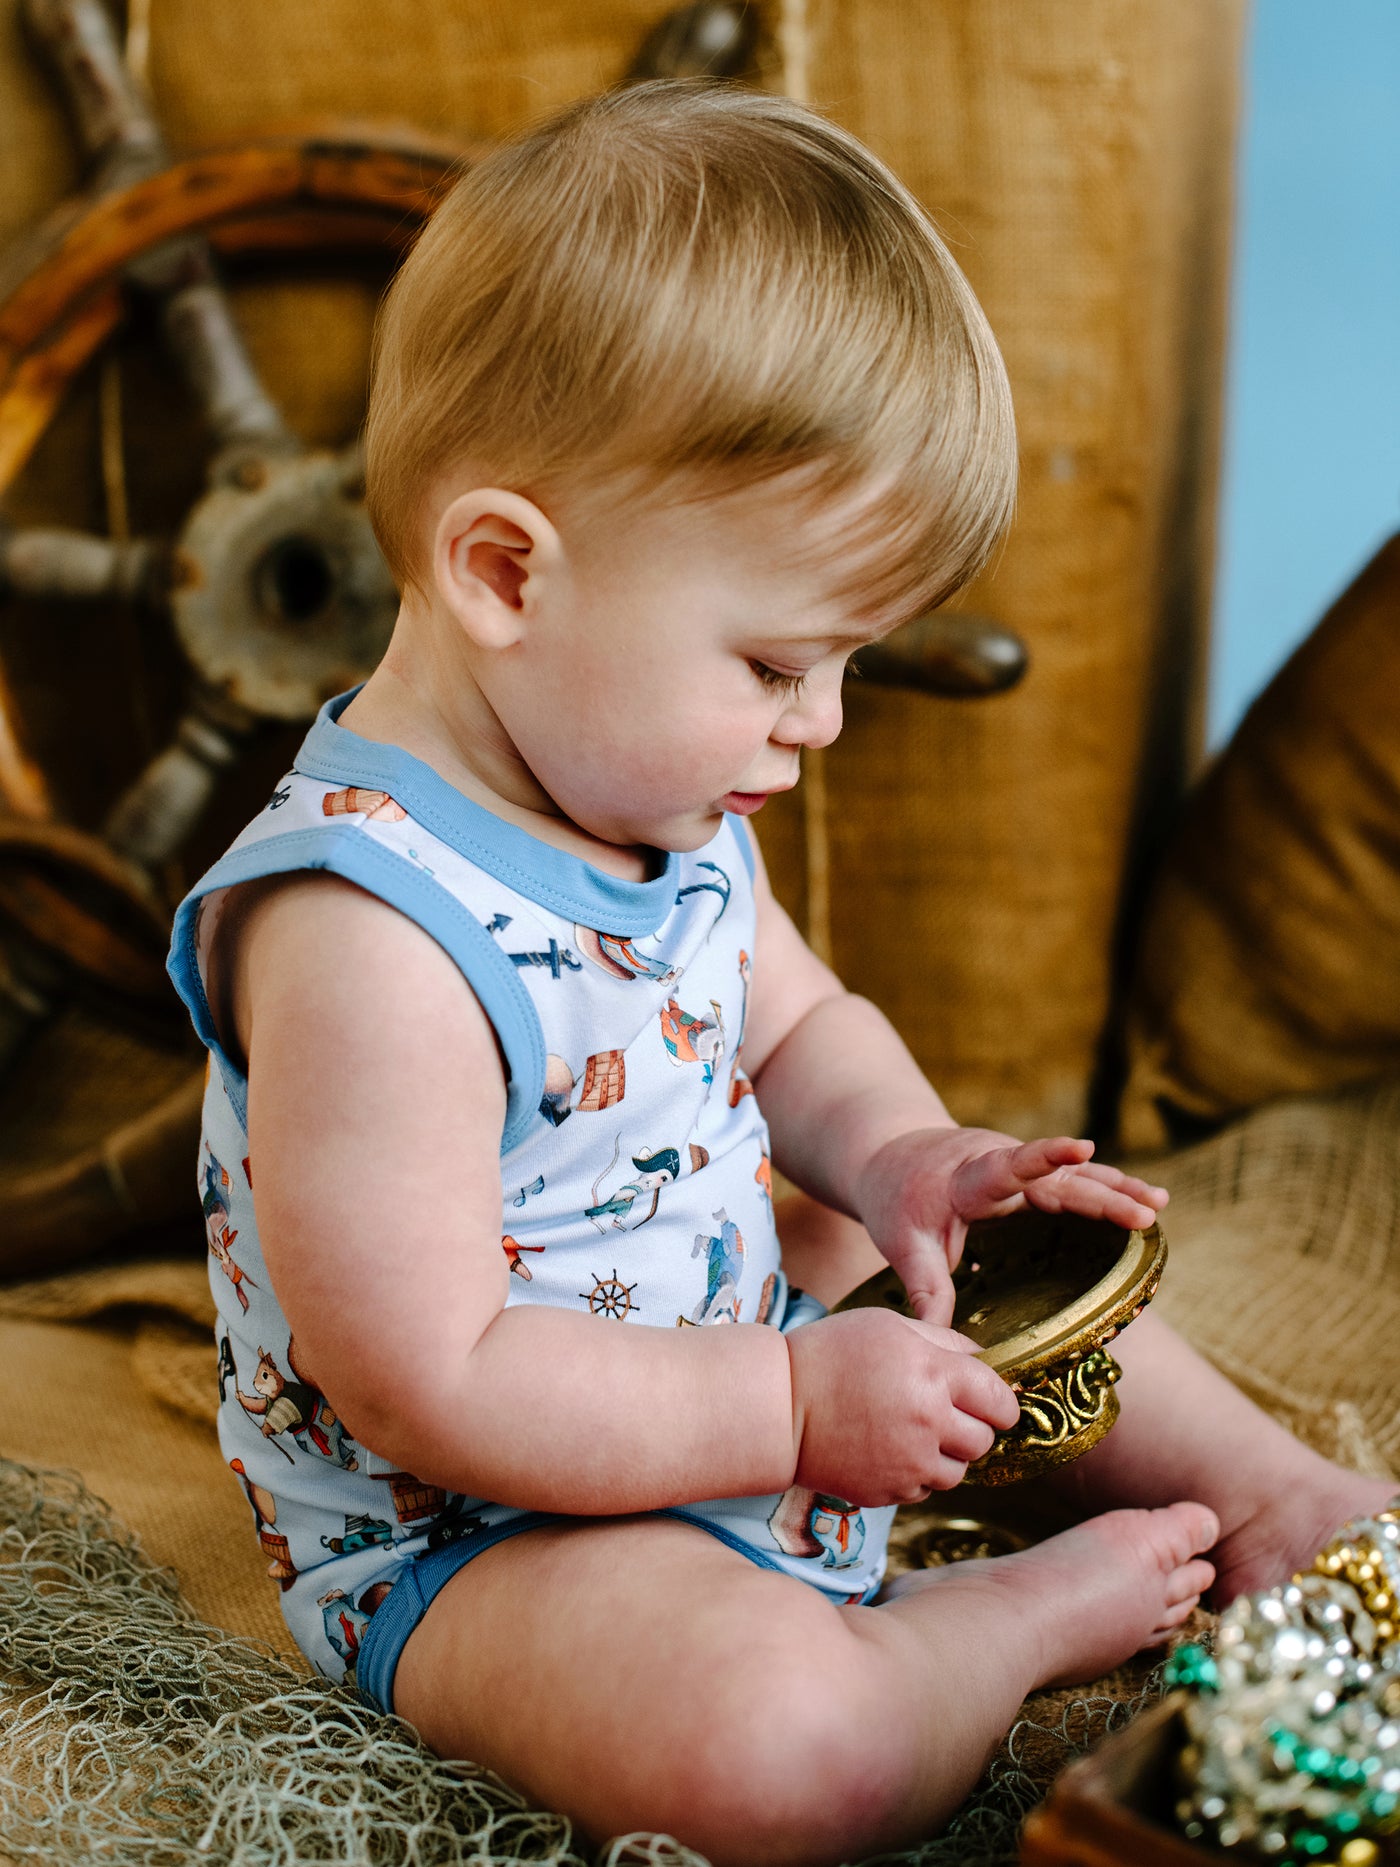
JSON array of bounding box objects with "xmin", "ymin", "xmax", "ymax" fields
[
  {"xmin": 1, "ymin": 0, "xmax": 1244, "ymax": 1143},
  {"xmin": 1148, "ymin": 1072, "xmax": 1400, "ymax": 1479},
  {"xmin": 1119, "ymin": 533, "xmax": 1400, "ymax": 1150},
  {"xmin": 762, "ymin": 0, "xmax": 1244, "ymax": 1134}
]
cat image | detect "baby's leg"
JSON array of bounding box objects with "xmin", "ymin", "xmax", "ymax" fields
[
  {"xmin": 393, "ymin": 1504, "xmax": 1215, "ymax": 1867},
  {"xmin": 777, "ymin": 1193, "xmax": 1393, "ymax": 1600},
  {"xmin": 1053, "ymin": 1310, "xmax": 1394, "ymax": 1601}
]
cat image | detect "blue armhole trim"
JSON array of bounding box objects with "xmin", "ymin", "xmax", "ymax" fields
[
  {"xmin": 165, "ymin": 826, "xmax": 546, "ymax": 1152},
  {"xmin": 725, "ymin": 814, "xmax": 757, "ymax": 883}
]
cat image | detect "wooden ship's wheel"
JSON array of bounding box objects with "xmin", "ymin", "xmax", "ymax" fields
[{"xmin": 0, "ymin": 0, "xmax": 1026, "ymax": 1275}]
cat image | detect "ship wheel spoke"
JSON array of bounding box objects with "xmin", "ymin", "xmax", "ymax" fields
[
  {"xmin": 22, "ymin": 0, "xmax": 296, "ymax": 459},
  {"xmin": 102, "ymin": 686, "xmax": 262, "ymax": 874},
  {"xmin": 142, "ymin": 252, "xmax": 296, "ymax": 460},
  {"xmin": 0, "ymin": 524, "xmax": 166, "ymax": 607},
  {"xmin": 20, "ymin": 0, "xmax": 164, "ymax": 197}
]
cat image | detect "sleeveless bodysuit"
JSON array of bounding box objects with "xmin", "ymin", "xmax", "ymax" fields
[{"xmin": 167, "ymin": 688, "xmax": 894, "ymax": 1702}]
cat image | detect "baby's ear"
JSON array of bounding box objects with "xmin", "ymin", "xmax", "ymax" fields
[
  {"xmin": 465, "ymin": 514, "xmax": 532, "ymax": 610},
  {"xmin": 432, "ymin": 489, "xmax": 563, "ymax": 648}
]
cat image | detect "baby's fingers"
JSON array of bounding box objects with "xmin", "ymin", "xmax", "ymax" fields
[
  {"xmin": 906, "ymin": 1276, "xmax": 956, "ymax": 1328},
  {"xmin": 1072, "ymin": 1161, "xmax": 1169, "ymax": 1209},
  {"xmin": 1007, "ymin": 1136, "xmax": 1096, "ymax": 1183},
  {"xmin": 1027, "ymin": 1166, "xmax": 1164, "ymax": 1230},
  {"xmin": 948, "ymin": 1356, "xmax": 1021, "ymax": 1433},
  {"xmin": 894, "ymin": 1240, "xmax": 957, "ymax": 1327},
  {"xmin": 951, "ymin": 1137, "xmax": 1086, "ymax": 1217},
  {"xmin": 938, "ymin": 1407, "xmax": 999, "ymax": 1467}
]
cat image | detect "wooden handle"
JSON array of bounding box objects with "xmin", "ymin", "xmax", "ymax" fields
[
  {"xmin": 627, "ymin": 2, "xmax": 758, "ymax": 82},
  {"xmin": 854, "ymin": 614, "xmax": 1029, "ymax": 698}
]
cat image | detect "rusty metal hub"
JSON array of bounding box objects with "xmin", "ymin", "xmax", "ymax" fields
[{"xmin": 172, "ymin": 447, "xmax": 395, "ymax": 720}]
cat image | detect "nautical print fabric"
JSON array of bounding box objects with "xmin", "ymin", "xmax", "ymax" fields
[{"xmin": 167, "ymin": 687, "xmax": 895, "ymax": 1688}]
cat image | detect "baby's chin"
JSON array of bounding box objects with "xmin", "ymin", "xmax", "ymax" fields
[
  {"xmin": 639, "ymin": 815, "xmax": 728, "ymax": 855},
  {"xmin": 571, "ymin": 802, "xmax": 725, "ymax": 859}
]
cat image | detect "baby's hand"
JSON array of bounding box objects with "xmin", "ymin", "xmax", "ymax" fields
[
  {"xmin": 854, "ymin": 1127, "xmax": 1169, "ymax": 1327},
  {"xmin": 785, "ymin": 1307, "xmax": 1020, "ymax": 1505}
]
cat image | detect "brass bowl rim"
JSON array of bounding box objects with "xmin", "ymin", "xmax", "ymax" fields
[{"xmin": 972, "ymin": 1221, "xmax": 1166, "ymax": 1382}]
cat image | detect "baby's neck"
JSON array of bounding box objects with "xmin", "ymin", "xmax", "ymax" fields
[{"xmin": 338, "ymin": 657, "xmax": 663, "ymax": 884}]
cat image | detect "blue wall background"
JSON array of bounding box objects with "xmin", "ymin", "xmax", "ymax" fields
[{"xmin": 1209, "ymin": 0, "xmax": 1400, "ymax": 748}]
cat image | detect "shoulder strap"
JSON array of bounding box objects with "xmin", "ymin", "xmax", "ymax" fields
[{"xmin": 166, "ymin": 816, "xmax": 546, "ymax": 1153}]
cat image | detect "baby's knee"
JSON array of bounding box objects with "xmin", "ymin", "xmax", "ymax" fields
[{"xmin": 658, "ymin": 1625, "xmax": 901, "ymax": 1867}]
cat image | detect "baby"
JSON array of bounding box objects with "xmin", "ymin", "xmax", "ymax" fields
[{"xmin": 169, "ymin": 81, "xmax": 1391, "ymax": 1867}]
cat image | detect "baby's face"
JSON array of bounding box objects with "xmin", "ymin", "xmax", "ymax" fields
[{"xmin": 496, "ymin": 477, "xmax": 905, "ymax": 854}]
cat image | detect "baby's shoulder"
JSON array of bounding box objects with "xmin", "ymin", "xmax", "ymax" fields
[{"xmin": 203, "ymin": 861, "xmax": 449, "ymax": 1084}]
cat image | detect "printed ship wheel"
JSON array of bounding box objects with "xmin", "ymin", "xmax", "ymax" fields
[{"xmin": 0, "ymin": 0, "xmax": 473, "ymax": 1272}]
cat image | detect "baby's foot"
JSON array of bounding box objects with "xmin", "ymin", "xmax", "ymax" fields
[
  {"xmin": 1209, "ymin": 1467, "xmax": 1395, "ymax": 1607},
  {"xmin": 884, "ymin": 1501, "xmax": 1218, "ymax": 1689}
]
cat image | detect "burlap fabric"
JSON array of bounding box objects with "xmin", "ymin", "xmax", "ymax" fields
[
  {"xmin": 1119, "ymin": 534, "xmax": 1400, "ymax": 1151},
  {"xmin": 4, "ymin": 1072, "xmax": 1397, "ymax": 1860},
  {"xmin": 1, "ymin": 0, "xmax": 1244, "ymax": 1145},
  {"xmin": 758, "ymin": 0, "xmax": 1244, "ymax": 1134}
]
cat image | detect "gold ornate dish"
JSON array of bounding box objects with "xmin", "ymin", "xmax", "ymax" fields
[{"xmin": 834, "ymin": 1210, "xmax": 1167, "ymax": 1484}]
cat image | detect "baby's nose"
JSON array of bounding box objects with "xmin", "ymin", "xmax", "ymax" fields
[{"xmin": 774, "ymin": 681, "xmax": 843, "ymax": 751}]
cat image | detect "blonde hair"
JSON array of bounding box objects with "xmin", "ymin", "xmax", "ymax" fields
[{"xmin": 365, "ymin": 81, "xmax": 1016, "ymax": 616}]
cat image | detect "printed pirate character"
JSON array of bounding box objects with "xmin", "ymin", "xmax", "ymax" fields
[
  {"xmin": 235, "ymin": 1336, "xmax": 359, "ymax": 1470},
  {"xmin": 728, "ymin": 949, "xmax": 757, "ymax": 1107},
  {"xmin": 317, "ymin": 1577, "xmax": 394, "ymax": 1679},
  {"xmin": 659, "ymin": 997, "xmax": 725, "ymax": 1086},
  {"xmin": 203, "ymin": 1151, "xmax": 256, "ymax": 1312},
  {"xmin": 538, "ymin": 1049, "xmax": 626, "ymax": 1127},
  {"xmin": 423, "ymin": 1495, "xmax": 490, "ymax": 1552},
  {"xmin": 321, "ymin": 1513, "xmax": 395, "ymax": 1555},
  {"xmin": 754, "ymin": 1145, "xmax": 773, "ymax": 1212},
  {"xmin": 690, "ymin": 1208, "xmax": 746, "ymax": 1324},
  {"xmin": 217, "ymin": 1331, "xmax": 237, "ymax": 1402},
  {"xmin": 585, "ymin": 1138, "xmax": 683, "ymax": 1232},
  {"xmin": 229, "ymin": 1456, "xmax": 298, "ymax": 1589},
  {"xmin": 767, "ymin": 1484, "xmax": 867, "ymax": 1570},
  {"xmin": 574, "ymin": 925, "xmax": 683, "ymax": 986}
]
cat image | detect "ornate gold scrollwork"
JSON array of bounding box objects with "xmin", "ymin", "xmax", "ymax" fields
[{"xmin": 972, "ymin": 1348, "xmax": 1123, "ymax": 1485}]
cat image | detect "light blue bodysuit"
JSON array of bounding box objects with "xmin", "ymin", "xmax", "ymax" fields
[{"xmin": 167, "ymin": 688, "xmax": 894, "ymax": 1707}]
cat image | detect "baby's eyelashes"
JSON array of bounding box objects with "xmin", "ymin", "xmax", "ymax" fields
[{"xmin": 749, "ymin": 661, "xmax": 809, "ymax": 695}]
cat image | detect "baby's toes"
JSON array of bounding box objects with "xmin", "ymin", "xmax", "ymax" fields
[
  {"xmin": 1149, "ymin": 1595, "xmax": 1208, "ymax": 1643},
  {"xmin": 1166, "ymin": 1557, "xmax": 1216, "ymax": 1608},
  {"xmin": 1150, "ymin": 1501, "xmax": 1221, "ymax": 1575}
]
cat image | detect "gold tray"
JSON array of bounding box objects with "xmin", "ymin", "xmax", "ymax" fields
[{"xmin": 834, "ymin": 1210, "xmax": 1167, "ymax": 1484}]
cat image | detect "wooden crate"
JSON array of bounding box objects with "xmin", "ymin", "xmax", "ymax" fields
[{"xmin": 1021, "ymin": 1696, "xmax": 1231, "ymax": 1867}]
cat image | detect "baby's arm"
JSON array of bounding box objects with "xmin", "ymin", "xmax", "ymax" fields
[
  {"xmin": 739, "ymin": 836, "xmax": 1168, "ymax": 1322},
  {"xmin": 222, "ymin": 872, "xmax": 1013, "ymax": 1515}
]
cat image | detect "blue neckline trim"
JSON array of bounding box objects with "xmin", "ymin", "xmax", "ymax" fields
[{"xmin": 296, "ymin": 688, "xmax": 683, "ymax": 936}]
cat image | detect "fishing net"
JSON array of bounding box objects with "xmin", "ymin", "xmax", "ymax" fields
[{"xmin": 0, "ymin": 1454, "xmax": 1163, "ymax": 1867}]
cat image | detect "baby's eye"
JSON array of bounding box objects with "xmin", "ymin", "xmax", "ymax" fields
[{"xmin": 749, "ymin": 661, "xmax": 808, "ymax": 696}]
